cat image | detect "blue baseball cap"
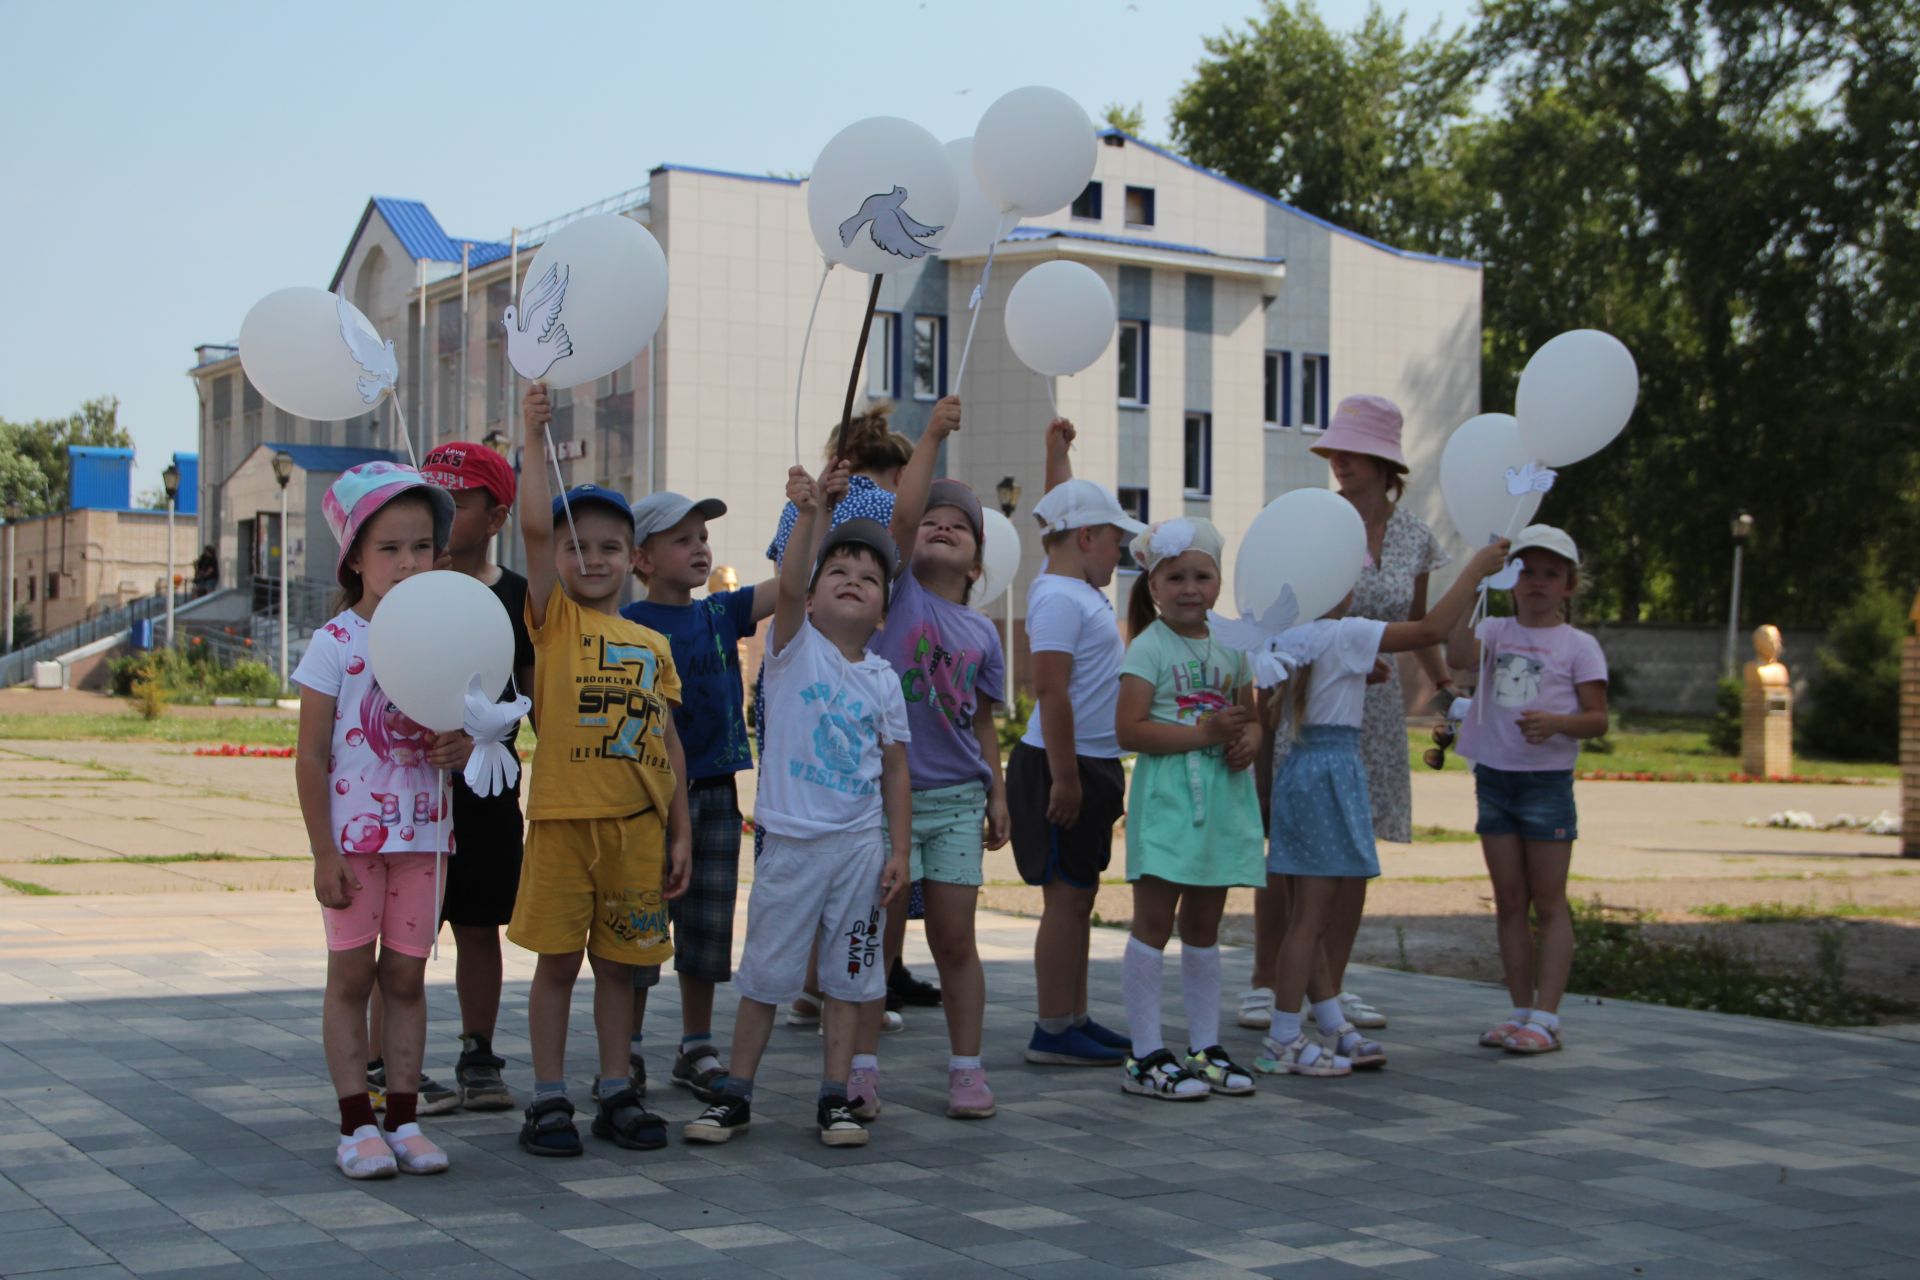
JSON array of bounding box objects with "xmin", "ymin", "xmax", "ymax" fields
[{"xmin": 552, "ymin": 484, "xmax": 633, "ymax": 526}]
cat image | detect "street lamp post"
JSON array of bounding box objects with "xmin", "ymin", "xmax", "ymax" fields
[
  {"xmin": 161, "ymin": 462, "xmax": 180, "ymax": 649},
  {"xmin": 272, "ymin": 451, "xmax": 295, "ymax": 692},
  {"xmin": 1724, "ymin": 512, "xmax": 1754, "ymax": 676},
  {"xmin": 3, "ymin": 501, "xmax": 18, "ymax": 654},
  {"xmin": 482, "ymin": 428, "xmax": 510, "ymax": 569},
  {"xmin": 995, "ymin": 475, "xmax": 1022, "ymax": 708}
]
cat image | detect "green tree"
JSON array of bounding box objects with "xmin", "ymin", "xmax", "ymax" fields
[
  {"xmin": 1101, "ymin": 101, "xmax": 1146, "ymax": 135},
  {"xmin": 1799, "ymin": 576, "xmax": 1907, "ymax": 761},
  {"xmin": 0, "ymin": 397, "xmax": 131, "ymax": 516}
]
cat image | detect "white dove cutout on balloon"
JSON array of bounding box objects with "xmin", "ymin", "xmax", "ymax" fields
[
  {"xmin": 1504, "ymin": 461, "xmax": 1558, "ymax": 497},
  {"xmin": 1481, "ymin": 536, "xmax": 1523, "ymax": 592},
  {"xmin": 504, "ymin": 263, "xmax": 574, "ymax": 380},
  {"xmin": 838, "ymin": 186, "xmax": 944, "ymax": 260},
  {"xmin": 461, "ymin": 674, "xmax": 533, "ymax": 799},
  {"xmin": 336, "ymin": 293, "xmax": 398, "ymax": 405},
  {"xmin": 1209, "ymin": 585, "xmax": 1317, "ymax": 688}
]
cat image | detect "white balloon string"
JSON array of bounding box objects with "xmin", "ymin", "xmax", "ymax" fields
[
  {"xmin": 1042, "ymin": 374, "xmax": 1058, "ymax": 418},
  {"xmin": 793, "ymin": 260, "xmax": 833, "ymax": 467},
  {"xmin": 952, "ymin": 210, "xmax": 1013, "ymax": 395},
  {"xmin": 430, "ymin": 773, "xmax": 447, "ymax": 960},
  {"xmin": 388, "ymin": 390, "xmax": 420, "ymax": 470},
  {"xmin": 545, "ymin": 424, "xmax": 586, "ymax": 577}
]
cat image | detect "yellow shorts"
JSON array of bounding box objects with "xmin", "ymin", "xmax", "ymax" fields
[{"xmin": 507, "ymin": 813, "xmax": 674, "ymax": 966}]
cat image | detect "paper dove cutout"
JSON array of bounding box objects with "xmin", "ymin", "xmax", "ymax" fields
[
  {"xmin": 1503, "ymin": 461, "xmax": 1558, "ymax": 497},
  {"xmin": 462, "ymin": 673, "xmax": 532, "ymax": 799},
  {"xmin": 1482, "ymin": 560, "xmax": 1522, "ymax": 592},
  {"xmin": 838, "ymin": 186, "xmax": 944, "ymax": 261},
  {"xmin": 504, "ymin": 264, "xmax": 574, "ymax": 380},
  {"xmin": 336, "ymin": 293, "xmax": 398, "ymax": 405},
  {"xmin": 1208, "ymin": 583, "xmax": 1300, "ymax": 655}
]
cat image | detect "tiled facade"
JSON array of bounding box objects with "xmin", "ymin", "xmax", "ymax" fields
[
  {"xmin": 191, "ymin": 132, "xmax": 1481, "ymax": 682},
  {"xmin": 6, "ymin": 508, "xmax": 191, "ymax": 638}
]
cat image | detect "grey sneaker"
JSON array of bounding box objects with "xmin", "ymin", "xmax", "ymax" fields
[
  {"xmin": 455, "ymin": 1033, "xmax": 513, "ymax": 1111},
  {"xmin": 366, "ymin": 1062, "xmax": 461, "ymax": 1115}
]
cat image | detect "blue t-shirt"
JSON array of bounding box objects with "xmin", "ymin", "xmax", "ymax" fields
[{"xmin": 620, "ymin": 586, "xmax": 757, "ymax": 781}]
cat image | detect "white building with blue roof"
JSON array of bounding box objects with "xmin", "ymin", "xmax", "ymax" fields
[{"xmin": 190, "ymin": 131, "xmax": 1480, "ymax": 688}]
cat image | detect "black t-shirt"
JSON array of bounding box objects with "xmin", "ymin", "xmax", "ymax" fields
[{"xmin": 453, "ymin": 567, "xmax": 536, "ymax": 810}]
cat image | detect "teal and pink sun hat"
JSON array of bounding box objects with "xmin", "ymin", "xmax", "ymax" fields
[{"xmin": 321, "ymin": 460, "xmax": 454, "ymax": 586}]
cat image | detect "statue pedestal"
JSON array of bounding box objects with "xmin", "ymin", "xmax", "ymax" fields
[{"xmin": 1740, "ymin": 625, "xmax": 1793, "ymax": 778}]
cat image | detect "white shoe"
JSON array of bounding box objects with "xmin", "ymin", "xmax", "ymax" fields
[
  {"xmin": 882, "ymin": 1009, "xmax": 904, "ymax": 1034},
  {"xmin": 1339, "ymin": 991, "xmax": 1387, "ymax": 1030},
  {"xmin": 1236, "ymin": 988, "xmax": 1275, "ymax": 1029}
]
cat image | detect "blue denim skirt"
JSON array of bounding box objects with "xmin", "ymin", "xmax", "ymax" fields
[{"xmin": 1267, "ymin": 726, "xmax": 1380, "ymax": 878}]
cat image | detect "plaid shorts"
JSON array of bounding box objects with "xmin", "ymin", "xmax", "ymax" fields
[{"xmin": 671, "ymin": 776, "xmax": 744, "ymax": 982}]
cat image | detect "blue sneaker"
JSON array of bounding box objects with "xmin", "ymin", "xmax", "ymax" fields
[
  {"xmin": 1077, "ymin": 1018, "xmax": 1132, "ymax": 1052},
  {"xmin": 1025, "ymin": 1024, "xmax": 1126, "ymax": 1066}
]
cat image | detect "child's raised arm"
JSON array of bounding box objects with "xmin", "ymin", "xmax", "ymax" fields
[
  {"xmin": 1381, "ymin": 540, "xmax": 1508, "ymax": 654},
  {"xmin": 518, "ymin": 382, "xmax": 558, "ymax": 629},
  {"xmin": 1043, "ymin": 418, "xmax": 1075, "ymax": 492},
  {"xmin": 889, "ymin": 395, "xmax": 961, "ymax": 564},
  {"xmin": 772, "ymin": 463, "xmax": 834, "ymax": 653}
]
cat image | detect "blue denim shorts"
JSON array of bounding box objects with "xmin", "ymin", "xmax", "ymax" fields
[{"xmin": 1473, "ymin": 765, "xmax": 1578, "ymax": 842}]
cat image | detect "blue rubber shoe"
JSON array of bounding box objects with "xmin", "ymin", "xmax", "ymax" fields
[
  {"xmin": 1025, "ymin": 1024, "xmax": 1126, "ymax": 1066},
  {"xmin": 1077, "ymin": 1018, "xmax": 1131, "ymax": 1052}
]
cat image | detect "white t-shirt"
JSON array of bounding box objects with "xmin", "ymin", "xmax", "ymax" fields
[
  {"xmin": 1456, "ymin": 617, "xmax": 1608, "ymax": 772},
  {"xmin": 1019, "ymin": 572, "xmax": 1126, "ymax": 759},
  {"xmin": 292, "ymin": 609, "xmax": 450, "ymax": 856},
  {"xmin": 756, "ymin": 618, "xmax": 911, "ymax": 840},
  {"xmin": 1294, "ymin": 617, "xmax": 1390, "ymax": 729}
]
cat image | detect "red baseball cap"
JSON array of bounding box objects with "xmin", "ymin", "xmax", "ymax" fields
[{"xmin": 420, "ymin": 441, "xmax": 517, "ymax": 509}]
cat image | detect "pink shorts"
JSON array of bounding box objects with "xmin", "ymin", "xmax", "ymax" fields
[{"xmin": 322, "ymin": 853, "xmax": 441, "ymax": 958}]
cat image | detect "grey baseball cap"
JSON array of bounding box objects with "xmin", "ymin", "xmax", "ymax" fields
[
  {"xmin": 926, "ymin": 478, "xmax": 984, "ymax": 543},
  {"xmin": 809, "ymin": 518, "xmax": 901, "ymax": 610},
  {"xmin": 631, "ymin": 491, "xmax": 727, "ymax": 542}
]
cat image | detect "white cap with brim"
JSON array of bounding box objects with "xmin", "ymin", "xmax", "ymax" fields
[
  {"xmin": 631, "ymin": 492, "xmax": 727, "ymax": 543},
  {"xmin": 1031, "ymin": 479, "xmax": 1149, "ymax": 537},
  {"xmin": 1509, "ymin": 523, "xmax": 1580, "ymax": 566}
]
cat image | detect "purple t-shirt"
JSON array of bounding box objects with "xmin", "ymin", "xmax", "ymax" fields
[
  {"xmin": 1456, "ymin": 617, "xmax": 1608, "ymax": 772},
  {"xmin": 873, "ymin": 572, "xmax": 1005, "ymax": 790}
]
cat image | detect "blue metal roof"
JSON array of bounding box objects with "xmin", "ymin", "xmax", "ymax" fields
[
  {"xmin": 67, "ymin": 446, "xmax": 135, "ymax": 460},
  {"xmin": 1094, "ymin": 129, "xmax": 1480, "ymax": 270},
  {"xmin": 369, "ymin": 197, "xmax": 508, "ymax": 266},
  {"xmin": 264, "ymin": 443, "xmax": 400, "ymax": 474},
  {"xmin": 1003, "ymin": 225, "xmax": 1285, "ymax": 265}
]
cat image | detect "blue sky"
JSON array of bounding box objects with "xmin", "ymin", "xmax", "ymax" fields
[{"xmin": 0, "ymin": 0, "xmax": 1475, "ymax": 496}]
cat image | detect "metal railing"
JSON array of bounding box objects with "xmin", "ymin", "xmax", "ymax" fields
[
  {"xmin": 0, "ymin": 590, "xmax": 192, "ymax": 687},
  {"xmin": 513, "ymin": 182, "xmax": 651, "ymax": 252}
]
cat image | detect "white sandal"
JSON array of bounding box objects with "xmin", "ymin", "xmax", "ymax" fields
[
  {"xmin": 1236, "ymin": 988, "xmax": 1275, "ymax": 1030},
  {"xmin": 1253, "ymin": 1033, "xmax": 1352, "ymax": 1078},
  {"xmin": 382, "ymin": 1122, "xmax": 449, "ymax": 1174},
  {"xmin": 1338, "ymin": 991, "xmax": 1388, "ymax": 1030},
  {"xmin": 336, "ymin": 1124, "xmax": 397, "ymax": 1180}
]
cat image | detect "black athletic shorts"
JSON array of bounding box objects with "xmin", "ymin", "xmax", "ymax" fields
[
  {"xmin": 1006, "ymin": 743, "xmax": 1126, "ymax": 889},
  {"xmin": 440, "ymin": 771, "xmax": 525, "ymax": 928}
]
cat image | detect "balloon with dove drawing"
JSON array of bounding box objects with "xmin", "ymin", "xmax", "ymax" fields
[
  {"xmin": 806, "ymin": 116, "xmax": 958, "ymax": 275},
  {"xmin": 1209, "ymin": 488, "xmax": 1368, "ymax": 677},
  {"xmin": 837, "ymin": 186, "xmax": 943, "ymax": 261},
  {"xmin": 240, "ymin": 287, "xmax": 405, "ymax": 422},
  {"xmin": 508, "ymin": 213, "xmax": 667, "ymax": 390}
]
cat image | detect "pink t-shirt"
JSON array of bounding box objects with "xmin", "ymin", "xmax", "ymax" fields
[
  {"xmin": 1456, "ymin": 617, "xmax": 1607, "ymax": 772},
  {"xmin": 292, "ymin": 609, "xmax": 451, "ymax": 856}
]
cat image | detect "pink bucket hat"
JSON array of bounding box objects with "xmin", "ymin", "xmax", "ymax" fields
[
  {"xmin": 1311, "ymin": 394, "xmax": 1408, "ymax": 473},
  {"xmin": 322, "ymin": 460, "xmax": 454, "ymax": 586}
]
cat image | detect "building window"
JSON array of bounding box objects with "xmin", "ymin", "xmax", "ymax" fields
[
  {"xmin": 1300, "ymin": 353, "xmax": 1330, "ymax": 430},
  {"xmin": 46, "ymin": 573, "xmax": 59, "ymax": 601},
  {"xmin": 1070, "ymin": 181, "xmax": 1103, "ymax": 221},
  {"xmin": 1116, "ymin": 487, "xmax": 1149, "ymax": 570},
  {"xmin": 1264, "ymin": 350, "xmax": 1291, "ymax": 428},
  {"xmin": 1117, "ymin": 320, "xmax": 1149, "ymax": 405},
  {"xmin": 1124, "ymin": 186, "xmax": 1156, "ymax": 227},
  {"xmin": 868, "ymin": 311, "xmax": 900, "ymax": 399},
  {"xmin": 1183, "ymin": 413, "xmax": 1212, "ymax": 497},
  {"xmin": 911, "ymin": 315, "xmax": 946, "ymax": 400},
  {"xmin": 241, "ymin": 378, "xmax": 263, "ymax": 456}
]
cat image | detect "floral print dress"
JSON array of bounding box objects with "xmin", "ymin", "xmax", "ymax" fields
[{"xmin": 1350, "ymin": 507, "xmax": 1450, "ymax": 843}]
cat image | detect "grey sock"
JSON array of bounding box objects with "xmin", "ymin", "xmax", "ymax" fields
[
  {"xmin": 1071, "ymin": 1010, "xmax": 1089, "ymax": 1028},
  {"xmin": 718, "ymin": 1075, "xmax": 752, "ymax": 1100},
  {"xmin": 593, "ymin": 1076, "xmax": 627, "ymax": 1102},
  {"xmin": 1037, "ymin": 1015, "xmax": 1074, "ymax": 1035},
  {"xmin": 533, "ymin": 1078, "xmax": 566, "ymax": 1101},
  {"xmin": 820, "ymin": 1079, "xmax": 847, "ymax": 1101}
]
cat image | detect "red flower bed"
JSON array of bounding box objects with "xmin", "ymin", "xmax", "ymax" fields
[
  {"xmin": 1576, "ymin": 769, "xmax": 1869, "ymax": 785},
  {"xmin": 192, "ymin": 744, "xmax": 296, "ymax": 758}
]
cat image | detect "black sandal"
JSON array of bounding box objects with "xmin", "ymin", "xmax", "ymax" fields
[
  {"xmin": 592, "ymin": 1085, "xmax": 667, "ymax": 1151},
  {"xmin": 518, "ymin": 1095, "xmax": 583, "ymax": 1157}
]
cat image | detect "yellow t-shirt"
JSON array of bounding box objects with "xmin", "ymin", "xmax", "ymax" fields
[{"xmin": 526, "ymin": 586, "xmax": 681, "ymax": 822}]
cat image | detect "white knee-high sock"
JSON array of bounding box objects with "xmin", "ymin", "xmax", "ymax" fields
[
  {"xmin": 1122, "ymin": 936, "xmax": 1165, "ymax": 1059},
  {"xmin": 1180, "ymin": 943, "xmax": 1222, "ymax": 1052}
]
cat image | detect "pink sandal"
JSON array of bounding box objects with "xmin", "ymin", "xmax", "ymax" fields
[
  {"xmin": 336, "ymin": 1125, "xmax": 397, "ymax": 1180},
  {"xmin": 1479, "ymin": 1020, "xmax": 1526, "ymax": 1048},
  {"xmin": 1503, "ymin": 1022, "xmax": 1562, "ymax": 1055},
  {"xmin": 382, "ymin": 1122, "xmax": 450, "ymax": 1174}
]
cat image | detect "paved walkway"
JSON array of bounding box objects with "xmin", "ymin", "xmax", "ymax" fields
[{"xmin": 3, "ymin": 892, "xmax": 1918, "ymax": 1279}]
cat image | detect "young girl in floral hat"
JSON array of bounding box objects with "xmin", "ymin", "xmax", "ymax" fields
[{"xmin": 292, "ymin": 461, "xmax": 471, "ymax": 1179}]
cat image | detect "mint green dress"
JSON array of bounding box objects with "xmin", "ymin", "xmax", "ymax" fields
[{"xmin": 1120, "ymin": 621, "xmax": 1266, "ymax": 887}]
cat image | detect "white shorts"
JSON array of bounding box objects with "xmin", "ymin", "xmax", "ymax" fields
[{"xmin": 735, "ymin": 829, "xmax": 889, "ymax": 1005}]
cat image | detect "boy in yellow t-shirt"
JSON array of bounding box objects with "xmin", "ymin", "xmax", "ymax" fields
[{"xmin": 511, "ymin": 381, "xmax": 692, "ymax": 1157}]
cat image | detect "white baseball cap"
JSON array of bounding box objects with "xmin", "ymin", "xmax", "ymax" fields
[
  {"xmin": 1509, "ymin": 524, "xmax": 1580, "ymax": 566},
  {"xmin": 1031, "ymin": 479, "xmax": 1148, "ymax": 537}
]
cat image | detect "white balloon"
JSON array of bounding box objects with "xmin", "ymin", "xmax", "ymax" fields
[
  {"xmin": 1515, "ymin": 329, "xmax": 1638, "ymax": 466},
  {"xmin": 972, "ymin": 86, "xmax": 1098, "ymax": 217},
  {"xmin": 935, "ymin": 137, "xmax": 1013, "ymax": 260},
  {"xmin": 1440, "ymin": 413, "xmax": 1542, "ymax": 550},
  {"xmin": 514, "ymin": 213, "xmax": 667, "ymax": 391},
  {"xmin": 239, "ymin": 287, "xmax": 397, "ymax": 422},
  {"xmin": 367, "ymin": 571, "xmax": 514, "ymax": 732},
  {"xmin": 1003, "ymin": 261, "xmax": 1116, "ymax": 376},
  {"xmin": 806, "ymin": 117, "xmax": 958, "ymax": 275},
  {"xmin": 968, "ymin": 507, "xmax": 1022, "ymax": 608},
  {"xmin": 1234, "ymin": 488, "xmax": 1367, "ymax": 626}
]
